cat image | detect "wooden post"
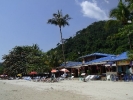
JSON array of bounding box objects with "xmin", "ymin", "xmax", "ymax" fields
[{"xmin": 78, "ymin": 68, "xmax": 80, "ymax": 77}]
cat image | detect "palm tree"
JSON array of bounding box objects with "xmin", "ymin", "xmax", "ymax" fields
[
  {"xmin": 105, "ymin": 0, "xmax": 130, "ymax": 29},
  {"xmin": 125, "ymin": 0, "xmax": 133, "ymax": 22},
  {"xmin": 125, "ymin": 0, "xmax": 133, "ymax": 11},
  {"xmin": 109, "ymin": 0, "xmax": 130, "ymax": 24},
  {"xmin": 47, "ymin": 10, "xmax": 71, "ymax": 66}
]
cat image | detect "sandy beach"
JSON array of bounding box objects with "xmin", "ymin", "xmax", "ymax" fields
[{"xmin": 0, "ymin": 79, "xmax": 133, "ymax": 100}]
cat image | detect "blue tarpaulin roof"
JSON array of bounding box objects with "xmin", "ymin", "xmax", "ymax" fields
[
  {"xmin": 59, "ymin": 52, "xmax": 128, "ymax": 67},
  {"xmin": 80, "ymin": 52, "xmax": 115, "ymax": 58},
  {"xmin": 84, "ymin": 55, "xmax": 116, "ymax": 65},
  {"xmin": 59, "ymin": 61, "xmax": 82, "ymax": 68},
  {"xmin": 113, "ymin": 52, "xmax": 128, "ymax": 61}
]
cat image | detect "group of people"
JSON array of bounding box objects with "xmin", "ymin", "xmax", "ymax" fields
[{"xmin": 51, "ymin": 72, "xmax": 69, "ymax": 82}]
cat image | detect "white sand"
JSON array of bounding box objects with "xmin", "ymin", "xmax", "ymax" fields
[{"xmin": 0, "ymin": 79, "xmax": 133, "ymax": 100}]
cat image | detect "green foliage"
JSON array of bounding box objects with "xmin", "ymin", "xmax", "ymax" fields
[
  {"xmin": 45, "ymin": 50, "xmax": 62, "ymax": 69},
  {"xmin": 0, "ymin": 63, "xmax": 4, "ymax": 74},
  {"xmin": 109, "ymin": 0, "xmax": 130, "ymax": 24},
  {"xmin": 128, "ymin": 50, "xmax": 133, "ymax": 60},
  {"xmin": 48, "ymin": 21, "xmax": 131, "ymax": 61},
  {"xmin": 2, "ymin": 44, "xmax": 48, "ymax": 76},
  {"xmin": 118, "ymin": 23, "xmax": 133, "ymax": 36},
  {"xmin": 47, "ymin": 10, "xmax": 71, "ymax": 28}
]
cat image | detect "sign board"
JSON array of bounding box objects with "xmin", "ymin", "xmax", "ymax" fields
[{"xmin": 116, "ymin": 60, "xmax": 130, "ymax": 66}]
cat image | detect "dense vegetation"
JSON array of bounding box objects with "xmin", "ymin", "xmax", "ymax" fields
[
  {"xmin": 2, "ymin": 44, "xmax": 61, "ymax": 76},
  {"xmin": 1, "ymin": 0, "xmax": 133, "ymax": 76},
  {"xmin": 49, "ymin": 0, "xmax": 133, "ymax": 61},
  {"xmin": 50, "ymin": 20, "xmax": 132, "ymax": 61}
]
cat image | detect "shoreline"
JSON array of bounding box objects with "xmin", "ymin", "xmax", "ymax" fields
[{"xmin": 0, "ymin": 79, "xmax": 133, "ymax": 100}]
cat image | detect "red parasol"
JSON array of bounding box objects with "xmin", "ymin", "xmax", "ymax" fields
[
  {"xmin": 60, "ymin": 68, "xmax": 69, "ymax": 72},
  {"xmin": 29, "ymin": 71, "xmax": 37, "ymax": 75},
  {"xmin": 51, "ymin": 69, "xmax": 57, "ymax": 73}
]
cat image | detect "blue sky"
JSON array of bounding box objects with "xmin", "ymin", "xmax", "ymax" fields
[{"xmin": 0, "ymin": 0, "xmax": 118, "ymax": 62}]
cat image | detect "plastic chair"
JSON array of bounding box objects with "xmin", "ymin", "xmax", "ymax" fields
[
  {"xmin": 68, "ymin": 76, "xmax": 74, "ymax": 80},
  {"xmin": 106, "ymin": 75, "xmax": 111, "ymax": 81},
  {"xmin": 123, "ymin": 74, "xmax": 130, "ymax": 82}
]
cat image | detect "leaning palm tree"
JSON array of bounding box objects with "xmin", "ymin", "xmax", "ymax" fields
[{"xmin": 47, "ymin": 10, "xmax": 71, "ymax": 66}]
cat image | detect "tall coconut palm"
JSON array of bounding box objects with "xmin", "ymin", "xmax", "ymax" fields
[{"xmin": 47, "ymin": 10, "xmax": 71, "ymax": 66}]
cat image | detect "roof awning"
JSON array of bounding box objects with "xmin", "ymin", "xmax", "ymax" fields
[
  {"xmin": 71, "ymin": 66, "xmax": 81, "ymax": 68},
  {"xmin": 105, "ymin": 63, "xmax": 116, "ymax": 67},
  {"xmin": 91, "ymin": 61, "xmax": 107, "ymax": 65}
]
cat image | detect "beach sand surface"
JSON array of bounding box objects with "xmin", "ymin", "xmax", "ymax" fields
[{"xmin": 0, "ymin": 79, "xmax": 133, "ymax": 100}]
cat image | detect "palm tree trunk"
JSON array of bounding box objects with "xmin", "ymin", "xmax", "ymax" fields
[{"xmin": 59, "ymin": 27, "xmax": 66, "ymax": 66}]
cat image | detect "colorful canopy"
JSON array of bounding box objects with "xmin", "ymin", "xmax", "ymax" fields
[
  {"xmin": 60, "ymin": 68, "xmax": 69, "ymax": 72},
  {"xmin": 51, "ymin": 69, "xmax": 58, "ymax": 73},
  {"xmin": 29, "ymin": 71, "xmax": 37, "ymax": 75}
]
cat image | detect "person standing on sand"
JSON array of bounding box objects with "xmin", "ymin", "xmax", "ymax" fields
[{"xmin": 51, "ymin": 73, "xmax": 55, "ymax": 82}]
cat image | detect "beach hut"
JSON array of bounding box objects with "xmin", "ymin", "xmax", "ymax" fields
[{"xmin": 113, "ymin": 52, "xmax": 133, "ymax": 80}]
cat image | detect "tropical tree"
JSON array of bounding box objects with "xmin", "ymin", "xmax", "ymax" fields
[
  {"xmin": 105, "ymin": 0, "xmax": 130, "ymax": 30},
  {"xmin": 47, "ymin": 10, "xmax": 71, "ymax": 66},
  {"xmin": 0, "ymin": 63, "xmax": 4, "ymax": 74},
  {"xmin": 45, "ymin": 50, "xmax": 61, "ymax": 69},
  {"xmin": 2, "ymin": 44, "xmax": 48, "ymax": 76},
  {"xmin": 117, "ymin": 23, "xmax": 133, "ymax": 49},
  {"xmin": 110, "ymin": 0, "xmax": 130, "ymax": 24},
  {"xmin": 107, "ymin": 0, "xmax": 133, "ymax": 59},
  {"xmin": 125, "ymin": 0, "xmax": 133, "ymax": 21},
  {"xmin": 127, "ymin": 46, "xmax": 133, "ymax": 66},
  {"xmin": 125, "ymin": 0, "xmax": 133, "ymax": 11}
]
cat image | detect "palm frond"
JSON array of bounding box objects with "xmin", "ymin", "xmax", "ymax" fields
[
  {"xmin": 109, "ymin": 0, "xmax": 130, "ymax": 24},
  {"xmin": 47, "ymin": 19, "xmax": 58, "ymax": 25},
  {"xmin": 47, "ymin": 10, "xmax": 71, "ymax": 27}
]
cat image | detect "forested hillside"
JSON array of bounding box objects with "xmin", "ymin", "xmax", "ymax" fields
[{"xmin": 48, "ymin": 21, "xmax": 132, "ymax": 61}]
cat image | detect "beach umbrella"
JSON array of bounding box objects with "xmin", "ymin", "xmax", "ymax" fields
[
  {"xmin": 17, "ymin": 74, "xmax": 22, "ymax": 77},
  {"xmin": 51, "ymin": 69, "xmax": 58, "ymax": 73},
  {"xmin": 60, "ymin": 68, "xmax": 69, "ymax": 72},
  {"xmin": 0, "ymin": 75, "xmax": 8, "ymax": 79},
  {"xmin": 29, "ymin": 71, "xmax": 37, "ymax": 75},
  {"xmin": 0, "ymin": 75, "xmax": 4, "ymax": 77},
  {"xmin": 81, "ymin": 73, "xmax": 86, "ymax": 76}
]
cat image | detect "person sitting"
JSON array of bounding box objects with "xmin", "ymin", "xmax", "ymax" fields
[{"xmin": 62, "ymin": 73, "xmax": 67, "ymax": 78}]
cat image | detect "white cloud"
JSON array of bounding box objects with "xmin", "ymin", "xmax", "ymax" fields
[{"xmin": 79, "ymin": 0, "xmax": 109, "ymax": 20}]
